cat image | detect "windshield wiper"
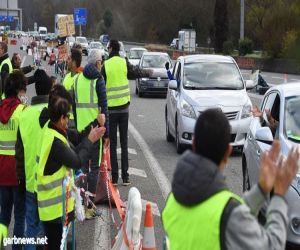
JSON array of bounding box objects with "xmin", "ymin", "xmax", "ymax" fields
[
  {"xmin": 288, "ymin": 136, "xmax": 300, "ymax": 143},
  {"xmin": 207, "ymin": 86, "xmax": 242, "ymax": 90}
]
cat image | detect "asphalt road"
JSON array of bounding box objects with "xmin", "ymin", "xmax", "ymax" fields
[{"xmin": 4, "ymin": 40, "xmax": 299, "ymax": 249}]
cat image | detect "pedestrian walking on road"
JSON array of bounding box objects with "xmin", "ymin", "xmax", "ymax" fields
[
  {"xmin": 162, "ymin": 108, "xmax": 300, "ymax": 250},
  {"xmin": 102, "ymin": 39, "xmax": 150, "ymax": 186},
  {"xmin": 0, "ymin": 71, "xmax": 27, "ymax": 249},
  {"xmin": 36, "ymin": 85, "xmax": 106, "ymax": 249},
  {"xmin": 15, "ymin": 69, "xmax": 53, "ymax": 250}
]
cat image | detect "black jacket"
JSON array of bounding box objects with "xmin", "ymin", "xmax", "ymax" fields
[
  {"xmin": 12, "ymin": 64, "xmax": 35, "ymax": 85},
  {"xmin": 0, "ymin": 53, "xmax": 10, "ymax": 96}
]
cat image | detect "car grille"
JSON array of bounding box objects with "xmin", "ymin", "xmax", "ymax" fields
[
  {"xmin": 225, "ymin": 111, "xmax": 239, "ymax": 120},
  {"xmin": 198, "ymin": 111, "xmax": 239, "ymax": 120}
]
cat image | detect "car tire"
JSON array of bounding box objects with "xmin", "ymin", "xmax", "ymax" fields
[
  {"xmin": 165, "ymin": 108, "xmax": 174, "ymax": 142},
  {"xmin": 138, "ymin": 90, "xmax": 144, "ymax": 97},
  {"xmin": 242, "ymin": 156, "xmax": 251, "ymax": 192},
  {"xmin": 135, "ymin": 85, "xmax": 138, "ymax": 95},
  {"xmin": 175, "ymin": 119, "xmax": 184, "ymax": 154}
]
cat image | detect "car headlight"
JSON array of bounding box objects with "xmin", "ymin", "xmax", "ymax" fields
[
  {"xmin": 141, "ymin": 78, "xmax": 149, "ymax": 81},
  {"xmin": 241, "ymin": 104, "xmax": 252, "ymax": 119},
  {"xmin": 180, "ymin": 99, "xmax": 196, "ymax": 119}
]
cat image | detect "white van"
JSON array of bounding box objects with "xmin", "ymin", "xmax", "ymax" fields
[{"xmin": 38, "ymin": 27, "xmax": 47, "ymax": 40}]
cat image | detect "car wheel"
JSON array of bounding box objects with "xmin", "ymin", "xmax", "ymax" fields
[
  {"xmin": 138, "ymin": 90, "xmax": 144, "ymax": 97},
  {"xmin": 165, "ymin": 108, "xmax": 174, "ymax": 142},
  {"xmin": 242, "ymin": 157, "xmax": 251, "ymax": 192},
  {"xmin": 175, "ymin": 119, "xmax": 184, "ymax": 154},
  {"xmin": 135, "ymin": 85, "xmax": 138, "ymax": 95}
]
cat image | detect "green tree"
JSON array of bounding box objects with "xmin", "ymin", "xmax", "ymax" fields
[{"xmin": 214, "ymin": 0, "xmax": 229, "ymax": 53}]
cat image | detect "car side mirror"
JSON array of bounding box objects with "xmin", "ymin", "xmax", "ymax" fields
[
  {"xmin": 245, "ymin": 79, "xmax": 257, "ymax": 90},
  {"xmin": 255, "ymin": 127, "xmax": 273, "ymax": 143},
  {"xmin": 169, "ymin": 80, "xmax": 177, "ymax": 90}
]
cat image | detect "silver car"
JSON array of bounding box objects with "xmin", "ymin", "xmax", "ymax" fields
[
  {"xmin": 243, "ymin": 83, "xmax": 300, "ymax": 248},
  {"xmin": 128, "ymin": 47, "xmax": 148, "ymax": 66},
  {"xmin": 165, "ymin": 54, "xmax": 256, "ymax": 153}
]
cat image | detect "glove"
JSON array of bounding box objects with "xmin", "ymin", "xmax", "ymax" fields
[{"xmin": 165, "ymin": 62, "xmax": 170, "ymax": 70}]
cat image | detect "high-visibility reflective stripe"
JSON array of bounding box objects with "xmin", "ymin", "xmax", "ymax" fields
[
  {"xmin": 107, "ymin": 91, "xmax": 130, "ymax": 100},
  {"xmin": 75, "ymin": 103, "xmax": 98, "ymax": 108},
  {"xmin": 38, "ymin": 195, "xmax": 62, "ymax": 208},
  {"xmin": 0, "ymin": 140, "xmax": 16, "ymax": 149},
  {"xmin": 74, "ymin": 75, "xmax": 79, "ymax": 103},
  {"xmin": 37, "ymin": 178, "xmax": 63, "ymax": 192},
  {"xmin": 106, "ymin": 84, "xmax": 129, "ymax": 91}
]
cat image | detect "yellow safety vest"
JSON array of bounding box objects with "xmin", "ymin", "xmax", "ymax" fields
[
  {"xmin": 0, "ymin": 57, "xmax": 13, "ymax": 100},
  {"xmin": 63, "ymin": 72, "xmax": 77, "ymax": 91},
  {"xmin": 0, "ymin": 104, "xmax": 25, "ymax": 155},
  {"xmin": 105, "ymin": 56, "xmax": 130, "ymax": 108},
  {"xmin": 36, "ymin": 125, "xmax": 74, "ymax": 221},
  {"xmin": 73, "ymin": 73, "xmax": 99, "ymax": 132},
  {"xmin": 162, "ymin": 191, "xmax": 243, "ymax": 250},
  {"xmin": 19, "ymin": 103, "xmax": 48, "ymax": 193}
]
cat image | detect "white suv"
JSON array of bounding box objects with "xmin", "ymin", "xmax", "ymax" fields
[{"xmin": 165, "ymin": 54, "xmax": 256, "ymax": 153}]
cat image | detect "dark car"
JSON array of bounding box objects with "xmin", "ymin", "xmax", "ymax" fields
[{"xmin": 135, "ymin": 52, "xmax": 172, "ymax": 97}]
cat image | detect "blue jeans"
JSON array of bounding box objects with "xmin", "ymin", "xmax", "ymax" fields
[
  {"xmin": 25, "ymin": 191, "xmax": 43, "ymax": 250},
  {"xmin": 0, "ymin": 186, "xmax": 25, "ymax": 250}
]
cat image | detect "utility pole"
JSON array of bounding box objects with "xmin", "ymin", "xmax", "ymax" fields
[
  {"xmin": 6, "ymin": 0, "xmax": 9, "ymax": 28},
  {"xmin": 240, "ymin": 0, "xmax": 245, "ymax": 40}
]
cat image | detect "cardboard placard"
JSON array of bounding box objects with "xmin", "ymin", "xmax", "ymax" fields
[
  {"xmin": 58, "ymin": 44, "xmax": 69, "ymax": 61},
  {"xmin": 57, "ymin": 15, "xmax": 75, "ymax": 37}
]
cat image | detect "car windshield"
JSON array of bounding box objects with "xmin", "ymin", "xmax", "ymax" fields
[
  {"xmin": 142, "ymin": 55, "xmax": 170, "ymax": 68},
  {"xmin": 68, "ymin": 37, "xmax": 75, "ymax": 42},
  {"xmin": 77, "ymin": 37, "xmax": 87, "ymax": 43},
  {"xmin": 91, "ymin": 43, "xmax": 103, "ymax": 49},
  {"xmin": 182, "ymin": 62, "xmax": 244, "ymax": 90},
  {"xmin": 285, "ymin": 96, "xmax": 300, "ymax": 142},
  {"xmin": 129, "ymin": 50, "xmax": 145, "ymax": 59}
]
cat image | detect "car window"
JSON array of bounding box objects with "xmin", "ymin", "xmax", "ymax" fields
[
  {"xmin": 172, "ymin": 62, "xmax": 178, "ymax": 77},
  {"xmin": 129, "ymin": 50, "xmax": 145, "ymax": 59},
  {"xmin": 76, "ymin": 37, "xmax": 87, "ymax": 43},
  {"xmin": 176, "ymin": 63, "xmax": 181, "ymax": 83},
  {"xmin": 285, "ymin": 96, "xmax": 300, "ymax": 142},
  {"xmin": 142, "ymin": 55, "xmax": 170, "ymax": 68},
  {"xmin": 182, "ymin": 62, "xmax": 243, "ymax": 90},
  {"xmin": 262, "ymin": 92, "xmax": 277, "ymax": 119}
]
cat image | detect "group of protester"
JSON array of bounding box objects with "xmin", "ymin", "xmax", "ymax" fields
[{"xmin": 0, "ymin": 38, "xmax": 150, "ymax": 249}]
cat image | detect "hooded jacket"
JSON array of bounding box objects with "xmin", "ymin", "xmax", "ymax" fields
[
  {"xmin": 163, "ymin": 150, "xmax": 289, "ymax": 250},
  {"xmin": 73, "ymin": 63, "xmax": 109, "ymax": 137},
  {"xmin": 0, "ymin": 97, "xmax": 22, "ymax": 186}
]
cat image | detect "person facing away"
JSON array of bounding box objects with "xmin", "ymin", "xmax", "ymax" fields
[
  {"xmin": 0, "ymin": 71, "xmax": 27, "ymax": 249},
  {"xmin": 15, "ymin": 69, "xmax": 53, "ymax": 249},
  {"xmin": 72, "ymin": 49, "xmax": 108, "ymax": 219},
  {"xmin": 36, "ymin": 85, "xmax": 106, "ymax": 249},
  {"xmin": 101, "ymin": 39, "xmax": 151, "ymax": 186},
  {"xmin": 162, "ymin": 108, "xmax": 299, "ymax": 250},
  {"xmin": 0, "ymin": 42, "xmax": 13, "ymax": 100}
]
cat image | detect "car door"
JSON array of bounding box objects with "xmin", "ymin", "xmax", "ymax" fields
[
  {"xmin": 169, "ymin": 61, "xmax": 181, "ymax": 135},
  {"xmin": 249, "ymin": 92, "xmax": 278, "ymax": 184}
]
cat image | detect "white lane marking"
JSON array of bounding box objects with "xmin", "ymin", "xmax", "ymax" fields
[
  {"xmin": 137, "ymin": 114, "xmax": 144, "ymax": 118},
  {"xmin": 141, "ymin": 199, "xmax": 161, "ymax": 217},
  {"xmin": 117, "ymin": 147, "xmax": 137, "ymax": 155},
  {"xmin": 119, "ymin": 167, "xmax": 147, "ymax": 178},
  {"xmin": 271, "ymin": 76, "xmax": 283, "ymax": 79},
  {"xmin": 21, "ymin": 55, "xmax": 27, "ymax": 67},
  {"xmin": 124, "ymin": 199, "xmax": 161, "ymax": 217},
  {"xmin": 94, "ymin": 205, "xmax": 111, "ymax": 250},
  {"xmin": 291, "ymin": 79, "xmax": 299, "ymax": 81},
  {"xmin": 129, "ymin": 122, "xmax": 171, "ymax": 200}
]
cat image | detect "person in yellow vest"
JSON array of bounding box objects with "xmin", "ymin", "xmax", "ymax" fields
[
  {"xmin": 101, "ymin": 39, "xmax": 150, "ymax": 186},
  {"xmin": 73, "ymin": 48, "xmax": 109, "ymax": 219},
  {"xmin": 63, "ymin": 48, "xmax": 82, "ymax": 92},
  {"xmin": 15, "ymin": 69, "xmax": 53, "ymax": 250},
  {"xmin": 36, "ymin": 85, "xmax": 106, "ymax": 249},
  {"xmin": 162, "ymin": 109, "xmax": 299, "ymax": 250},
  {"xmin": 0, "ymin": 71, "xmax": 27, "ymax": 249},
  {"xmin": 0, "ymin": 42, "xmax": 13, "ymax": 100}
]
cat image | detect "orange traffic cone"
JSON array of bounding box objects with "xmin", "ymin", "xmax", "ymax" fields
[
  {"xmin": 142, "ymin": 203, "xmax": 156, "ymax": 250},
  {"xmin": 284, "ymin": 73, "xmax": 288, "ymax": 83}
]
